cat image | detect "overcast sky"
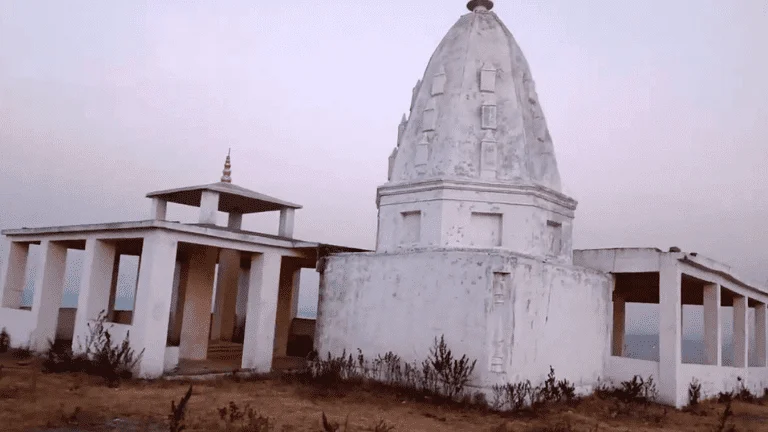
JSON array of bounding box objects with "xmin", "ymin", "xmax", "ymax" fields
[{"xmin": 1, "ymin": 1, "xmax": 767, "ymax": 334}]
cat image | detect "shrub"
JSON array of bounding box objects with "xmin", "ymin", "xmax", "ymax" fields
[
  {"xmin": 371, "ymin": 419, "xmax": 396, "ymax": 432},
  {"xmin": 606, "ymin": 375, "xmax": 657, "ymax": 404},
  {"xmin": 715, "ymin": 398, "xmax": 735, "ymax": 432},
  {"xmin": 305, "ymin": 334, "xmax": 478, "ymax": 403},
  {"xmin": 734, "ymin": 376, "xmax": 756, "ymax": 403},
  {"xmin": 218, "ymin": 401, "xmax": 273, "ymax": 432},
  {"xmin": 688, "ymin": 378, "xmax": 702, "ymax": 406},
  {"xmin": 426, "ymin": 335, "xmax": 477, "ymax": 399},
  {"xmin": 490, "ymin": 367, "xmax": 576, "ymax": 412},
  {"xmin": 43, "ymin": 310, "xmax": 144, "ymax": 386},
  {"xmin": 9, "ymin": 344, "xmax": 32, "ymax": 360},
  {"xmin": 42, "ymin": 339, "xmax": 89, "ymax": 374},
  {"xmin": 321, "ymin": 412, "xmax": 349, "ymax": 432},
  {"xmin": 169, "ymin": 385, "xmax": 193, "ymax": 432},
  {"xmin": 494, "ymin": 381, "xmax": 533, "ymax": 411},
  {"xmin": 0, "ymin": 327, "xmax": 9, "ymax": 353}
]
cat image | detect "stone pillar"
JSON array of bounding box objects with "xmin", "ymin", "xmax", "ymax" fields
[
  {"xmin": 242, "ymin": 252, "xmax": 282, "ymax": 372},
  {"xmin": 703, "ymin": 283, "xmax": 722, "ymax": 366},
  {"xmin": 72, "ymin": 239, "xmax": 117, "ymax": 353},
  {"xmin": 178, "ymin": 246, "xmax": 218, "ymax": 360},
  {"xmin": 199, "ymin": 190, "xmax": 220, "ymax": 225},
  {"xmin": 755, "ymin": 301, "xmax": 767, "ymax": 367},
  {"xmin": 130, "ymin": 232, "xmax": 179, "ymax": 378},
  {"xmin": 279, "ymin": 209, "xmax": 295, "ymax": 238},
  {"xmin": 30, "ymin": 240, "xmax": 68, "ymax": 352},
  {"xmin": 0, "ymin": 241, "xmax": 30, "ymax": 308},
  {"xmin": 227, "ymin": 213, "xmax": 243, "ymax": 230},
  {"xmin": 612, "ymin": 288, "xmax": 626, "ymax": 356},
  {"xmin": 151, "ymin": 198, "xmax": 167, "ymax": 221},
  {"xmin": 658, "ymin": 257, "xmax": 682, "ymax": 407},
  {"xmin": 211, "ymin": 249, "xmax": 241, "ymax": 341},
  {"xmin": 733, "ymin": 295, "xmax": 748, "ymax": 368},
  {"xmin": 168, "ymin": 259, "xmax": 190, "ymax": 346},
  {"xmin": 274, "ymin": 264, "xmax": 301, "ymax": 357}
]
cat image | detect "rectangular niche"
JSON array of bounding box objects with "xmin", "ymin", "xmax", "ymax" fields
[
  {"xmin": 547, "ymin": 220, "xmax": 563, "ymax": 256},
  {"xmin": 470, "ymin": 212, "xmax": 502, "ymax": 247},
  {"xmin": 399, "ymin": 211, "xmax": 422, "ymax": 245}
]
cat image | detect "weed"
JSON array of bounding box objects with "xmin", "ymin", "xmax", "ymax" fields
[
  {"xmin": 371, "ymin": 419, "xmax": 396, "ymax": 431},
  {"xmin": 169, "ymin": 385, "xmax": 193, "ymax": 432},
  {"xmin": 306, "ymin": 335, "xmax": 478, "ymax": 403},
  {"xmin": 490, "ymin": 367, "xmax": 576, "ymax": 412},
  {"xmin": 604, "ymin": 375, "xmax": 658, "ymax": 404},
  {"xmin": 42, "ymin": 339, "xmax": 89, "ymax": 374},
  {"xmin": 10, "ymin": 344, "xmax": 32, "ymax": 360},
  {"xmin": 0, "ymin": 327, "xmax": 9, "ymax": 353},
  {"xmin": 715, "ymin": 398, "xmax": 736, "ymax": 432},
  {"xmin": 218, "ymin": 401, "xmax": 273, "ymax": 431},
  {"xmin": 426, "ymin": 335, "xmax": 477, "ymax": 399},
  {"xmin": 59, "ymin": 310, "xmax": 146, "ymax": 386},
  {"xmin": 492, "ymin": 380, "xmax": 532, "ymax": 411},
  {"xmin": 689, "ymin": 378, "xmax": 702, "ymax": 406},
  {"xmin": 321, "ymin": 412, "xmax": 349, "ymax": 432},
  {"xmin": 734, "ymin": 376, "xmax": 756, "ymax": 403}
]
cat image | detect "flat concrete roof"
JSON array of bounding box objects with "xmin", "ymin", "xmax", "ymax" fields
[
  {"xmin": 146, "ymin": 182, "xmax": 302, "ymax": 214},
  {"xmin": 574, "ymin": 247, "xmax": 767, "ymax": 299},
  {"xmin": 2, "ymin": 220, "xmax": 369, "ymax": 256}
]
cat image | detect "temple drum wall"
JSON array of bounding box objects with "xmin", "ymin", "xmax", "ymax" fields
[{"xmin": 315, "ymin": 250, "xmax": 612, "ymax": 390}]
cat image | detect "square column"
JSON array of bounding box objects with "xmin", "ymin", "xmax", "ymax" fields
[
  {"xmin": 150, "ymin": 198, "xmax": 167, "ymax": 221},
  {"xmin": 211, "ymin": 249, "xmax": 241, "ymax": 342},
  {"xmin": 199, "ymin": 190, "xmax": 220, "ymax": 225},
  {"xmin": 733, "ymin": 295, "xmax": 748, "ymax": 368},
  {"xmin": 703, "ymin": 283, "xmax": 722, "ymax": 366},
  {"xmin": 105, "ymin": 255, "xmax": 121, "ymax": 322},
  {"xmin": 168, "ymin": 259, "xmax": 190, "ymax": 346},
  {"xmin": 227, "ymin": 213, "xmax": 243, "ymax": 230},
  {"xmin": 72, "ymin": 239, "xmax": 117, "ymax": 353},
  {"xmin": 658, "ymin": 257, "xmax": 682, "ymax": 407},
  {"xmin": 755, "ymin": 302, "xmax": 767, "ymax": 367},
  {"xmin": 130, "ymin": 232, "xmax": 179, "ymax": 378},
  {"xmin": 30, "ymin": 240, "xmax": 68, "ymax": 352},
  {"xmin": 0, "ymin": 241, "xmax": 30, "ymax": 308},
  {"xmin": 279, "ymin": 209, "xmax": 295, "ymax": 238},
  {"xmin": 178, "ymin": 245, "xmax": 218, "ymax": 360},
  {"xmin": 611, "ymin": 286, "xmax": 626, "ymax": 356},
  {"xmin": 242, "ymin": 252, "xmax": 282, "ymax": 372},
  {"xmin": 274, "ymin": 263, "xmax": 301, "ymax": 357}
]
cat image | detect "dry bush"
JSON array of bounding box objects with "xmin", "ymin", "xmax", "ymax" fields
[{"xmin": 169, "ymin": 385, "xmax": 193, "ymax": 432}]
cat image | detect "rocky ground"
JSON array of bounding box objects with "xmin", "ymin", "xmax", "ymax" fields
[{"xmin": 2, "ymin": 353, "xmax": 768, "ymax": 432}]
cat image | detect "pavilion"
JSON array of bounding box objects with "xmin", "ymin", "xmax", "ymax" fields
[{"xmin": 0, "ymin": 154, "xmax": 364, "ymax": 377}]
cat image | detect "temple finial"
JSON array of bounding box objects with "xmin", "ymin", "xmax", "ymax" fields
[
  {"xmin": 221, "ymin": 149, "xmax": 232, "ymax": 183},
  {"xmin": 467, "ymin": 0, "xmax": 494, "ymax": 12}
]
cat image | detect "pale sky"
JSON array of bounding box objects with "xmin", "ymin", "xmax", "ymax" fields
[{"xmin": 1, "ymin": 1, "xmax": 767, "ymax": 334}]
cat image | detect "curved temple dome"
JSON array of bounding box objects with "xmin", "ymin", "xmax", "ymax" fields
[{"xmin": 388, "ymin": 4, "xmax": 562, "ymax": 192}]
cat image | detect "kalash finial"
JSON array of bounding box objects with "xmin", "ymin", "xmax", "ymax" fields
[
  {"xmin": 467, "ymin": 0, "xmax": 494, "ymax": 12},
  {"xmin": 221, "ymin": 149, "xmax": 232, "ymax": 183}
]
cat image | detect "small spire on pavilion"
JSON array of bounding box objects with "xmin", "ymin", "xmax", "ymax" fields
[
  {"xmin": 221, "ymin": 149, "xmax": 232, "ymax": 183},
  {"xmin": 467, "ymin": 0, "xmax": 494, "ymax": 12}
]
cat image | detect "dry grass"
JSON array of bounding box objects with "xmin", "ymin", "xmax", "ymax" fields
[{"xmin": 3, "ymin": 354, "xmax": 768, "ymax": 431}]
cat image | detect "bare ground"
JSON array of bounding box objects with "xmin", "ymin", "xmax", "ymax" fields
[{"xmin": 2, "ymin": 355, "xmax": 768, "ymax": 432}]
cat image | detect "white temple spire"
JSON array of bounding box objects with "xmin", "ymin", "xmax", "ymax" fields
[{"xmin": 221, "ymin": 149, "xmax": 232, "ymax": 183}]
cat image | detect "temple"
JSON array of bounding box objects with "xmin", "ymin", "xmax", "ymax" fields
[
  {"xmin": 314, "ymin": 1, "xmax": 768, "ymax": 408},
  {"xmin": 1, "ymin": 1, "xmax": 767, "ymax": 410}
]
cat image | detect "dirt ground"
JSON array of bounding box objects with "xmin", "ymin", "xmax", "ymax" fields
[{"xmin": 2, "ymin": 355, "xmax": 768, "ymax": 432}]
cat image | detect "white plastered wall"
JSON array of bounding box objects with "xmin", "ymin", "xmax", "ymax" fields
[{"xmin": 316, "ymin": 250, "xmax": 611, "ymax": 390}]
